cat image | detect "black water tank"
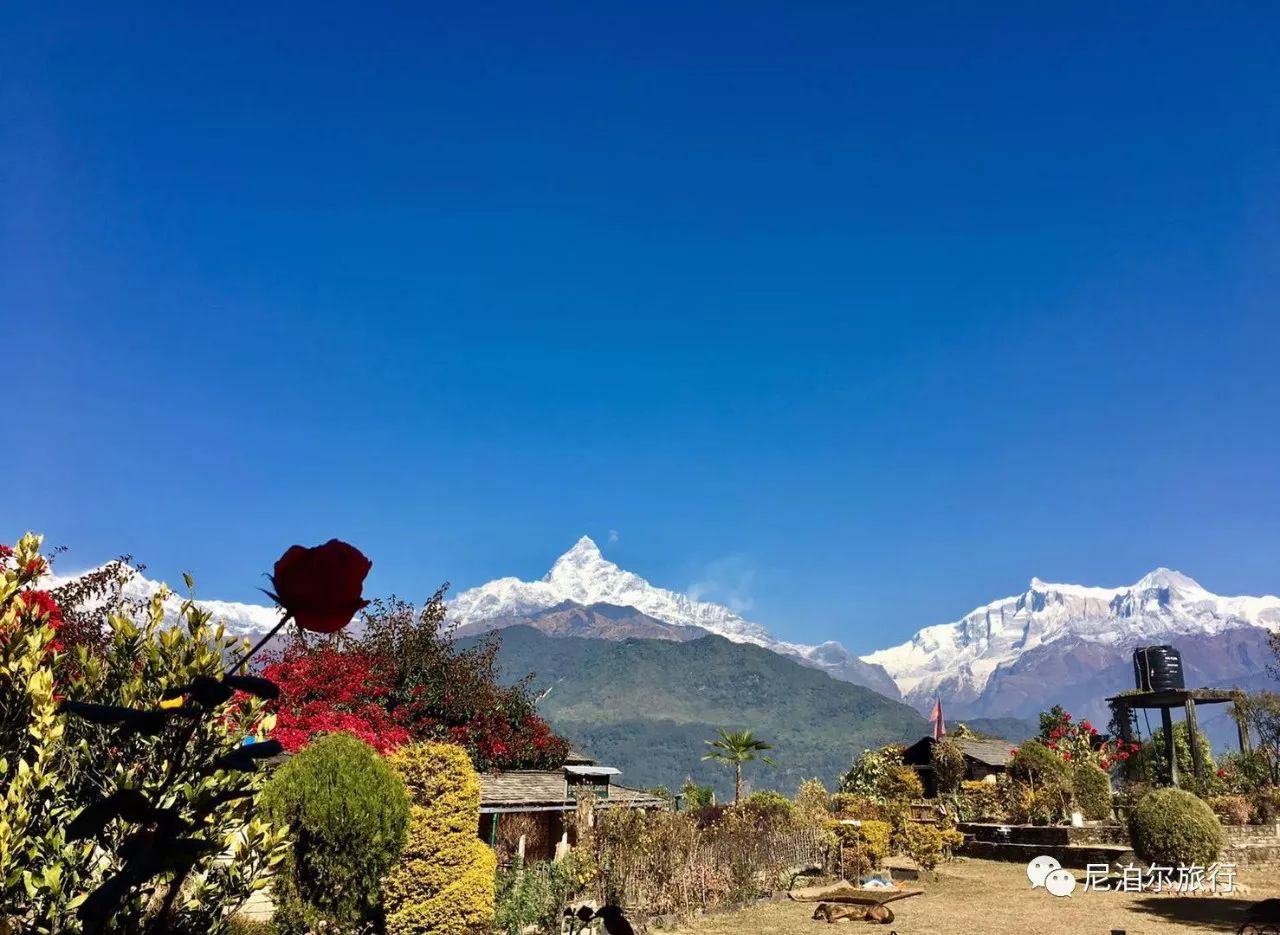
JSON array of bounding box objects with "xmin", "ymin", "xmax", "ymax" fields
[{"xmin": 1133, "ymin": 645, "xmax": 1185, "ymax": 692}]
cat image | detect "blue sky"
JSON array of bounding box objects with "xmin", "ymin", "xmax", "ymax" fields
[{"xmin": 3, "ymin": 3, "xmax": 1279, "ymax": 653}]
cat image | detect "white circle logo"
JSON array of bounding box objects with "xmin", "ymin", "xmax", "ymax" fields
[
  {"xmin": 1026, "ymin": 855, "xmax": 1061, "ymax": 888},
  {"xmin": 1044, "ymin": 868, "xmax": 1078, "ymax": 898}
]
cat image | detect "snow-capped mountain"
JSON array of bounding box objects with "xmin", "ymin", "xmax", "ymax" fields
[
  {"xmin": 43, "ymin": 562, "xmax": 281, "ymax": 637},
  {"xmin": 450, "ymin": 536, "xmax": 901, "ymax": 697},
  {"xmin": 862, "ymin": 568, "xmax": 1280, "ymax": 717}
]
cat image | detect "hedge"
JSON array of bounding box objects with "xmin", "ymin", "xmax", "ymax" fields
[{"xmin": 383, "ymin": 742, "xmax": 497, "ymax": 935}]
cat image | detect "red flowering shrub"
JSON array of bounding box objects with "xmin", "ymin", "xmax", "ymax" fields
[
  {"xmin": 262, "ymin": 644, "xmax": 409, "ymax": 754},
  {"xmin": 1038, "ymin": 704, "xmax": 1140, "ymax": 771},
  {"xmin": 263, "ymin": 589, "xmax": 569, "ymax": 771}
]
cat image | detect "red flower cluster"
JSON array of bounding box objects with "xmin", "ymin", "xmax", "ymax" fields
[
  {"xmin": 262, "ymin": 644, "xmax": 408, "ymax": 754},
  {"xmin": 11, "ymin": 590, "xmax": 64, "ymax": 653},
  {"xmin": 261, "ymin": 633, "xmax": 569, "ymax": 772},
  {"xmin": 1038, "ymin": 705, "xmax": 1139, "ymax": 771}
]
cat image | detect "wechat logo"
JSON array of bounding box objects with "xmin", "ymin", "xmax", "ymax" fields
[{"xmin": 1027, "ymin": 856, "xmax": 1077, "ymax": 898}]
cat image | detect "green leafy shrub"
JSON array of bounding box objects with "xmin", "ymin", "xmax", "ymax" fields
[
  {"xmin": 957, "ymin": 780, "xmax": 1004, "ymax": 821},
  {"xmin": 1008, "ymin": 741, "xmax": 1072, "ymax": 822},
  {"xmin": 1071, "ymin": 764, "xmax": 1112, "ymax": 821},
  {"xmin": 897, "ymin": 822, "xmax": 962, "ymax": 871},
  {"xmin": 1217, "ymin": 750, "xmax": 1273, "ymax": 794},
  {"xmin": 740, "ymin": 789, "xmax": 794, "ymax": 829},
  {"xmin": 261, "ymin": 733, "xmax": 410, "ymax": 933},
  {"xmin": 930, "ymin": 740, "xmax": 966, "ymax": 795},
  {"xmin": 1129, "ymin": 788, "xmax": 1226, "ymax": 868},
  {"xmin": 383, "ymin": 742, "xmax": 496, "ymax": 935},
  {"xmin": 1127, "ymin": 724, "xmax": 1215, "ymax": 784},
  {"xmin": 840, "ymin": 745, "xmax": 905, "ymax": 799},
  {"xmin": 1, "ymin": 534, "xmax": 290, "ymax": 933},
  {"xmin": 494, "ymin": 855, "xmax": 589, "ymax": 935},
  {"xmin": 680, "ymin": 778, "xmax": 716, "ymax": 810},
  {"xmin": 1206, "ymin": 794, "xmax": 1251, "ymax": 826}
]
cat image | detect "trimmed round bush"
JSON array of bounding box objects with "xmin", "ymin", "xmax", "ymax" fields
[
  {"xmin": 383, "ymin": 742, "xmax": 497, "ymax": 935},
  {"xmin": 261, "ymin": 732, "xmax": 410, "ymax": 934},
  {"xmin": 1129, "ymin": 788, "xmax": 1226, "ymax": 868},
  {"xmin": 1072, "ymin": 764, "xmax": 1113, "ymax": 821}
]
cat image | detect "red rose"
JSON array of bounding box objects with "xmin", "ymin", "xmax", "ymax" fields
[{"xmin": 269, "ymin": 539, "xmax": 372, "ymax": 633}]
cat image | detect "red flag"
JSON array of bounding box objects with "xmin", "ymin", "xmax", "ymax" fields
[{"xmin": 929, "ymin": 698, "xmax": 945, "ymax": 740}]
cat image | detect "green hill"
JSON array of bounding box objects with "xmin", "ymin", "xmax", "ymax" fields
[{"xmin": 463, "ymin": 626, "xmax": 928, "ymax": 798}]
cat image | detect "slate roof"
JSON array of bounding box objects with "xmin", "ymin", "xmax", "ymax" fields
[
  {"xmin": 902, "ymin": 735, "xmax": 1013, "ymax": 768},
  {"xmin": 954, "ymin": 738, "xmax": 1013, "ymax": 767},
  {"xmin": 479, "ymin": 770, "xmax": 667, "ymax": 811}
]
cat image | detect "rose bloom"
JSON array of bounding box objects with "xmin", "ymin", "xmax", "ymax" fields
[{"xmin": 270, "ymin": 539, "xmax": 372, "ymax": 634}]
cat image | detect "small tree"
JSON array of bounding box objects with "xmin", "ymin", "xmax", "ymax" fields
[
  {"xmin": 794, "ymin": 779, "xmax": 831, "ymax": 827},
  {"xmin": 703, "ymin": 729, "xmax": 776, "ymax": 805},
  {"xmin": 680, "ymin": 777, "xmax": 715, "ymax": 810},
  {"xmin": 260, "ymin": 733, "xmax": 410, "ymax": 933},
  {"xmin": 383, "ymin": 742, "xmax": 496, "ymax": 935}
]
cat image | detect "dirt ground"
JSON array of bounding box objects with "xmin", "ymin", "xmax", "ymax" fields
[{"xmin": 661, "ymin": 859, "xmax": 1280, "ymax": 935}]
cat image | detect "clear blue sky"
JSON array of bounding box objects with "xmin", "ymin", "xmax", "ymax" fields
[{"xmin": 3, "ymin": 2, "xmax": 1278, "ymax": 653}]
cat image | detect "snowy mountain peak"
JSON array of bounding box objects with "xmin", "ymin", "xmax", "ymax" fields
[
  {"xmin": 863, "ymin": 569, "xmax": 1280, "ymax": 710},
  {"xmin": 450, "ymin": 536, "xmax": 900, "ymax": 697},
  {"xmin": 1135, "ymin": 567, "xmax": 1205, "ymax": 594}
]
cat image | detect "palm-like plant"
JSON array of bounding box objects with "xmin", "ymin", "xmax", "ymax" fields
[{"xmin": 702, "ymin": 728, "xmax": 776, "ymax": 805}]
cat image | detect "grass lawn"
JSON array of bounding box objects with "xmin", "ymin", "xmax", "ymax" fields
[{"xmin": 662, "ymin": 858, "xmax": 1280, "ymax": 935}]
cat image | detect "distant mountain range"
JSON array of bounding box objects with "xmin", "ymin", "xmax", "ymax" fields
[
  {"xmin": 453, "ymin": 541, "xmax": 1280, "ymax": 729},
  {"xmin": 43, "ymin": 540, "xmax": 1280, "ymax": 764},
  {"xmin": 865, "ymin": 568, "xmax": 1280, "ymax": 724}
]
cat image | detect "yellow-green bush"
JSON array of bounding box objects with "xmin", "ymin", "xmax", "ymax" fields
[
  {"xmin": 898, "ymin": 822, "xmax": 963, "ymax": 871},
  {"xmin": 857, "ymin": 819, "xmax": 892, "ymax": 865},
  {"xmin": 958, "ymin": 780, "xmax": 1004, "ymax": 821},
  {"xmin": 383, "ymin": 742, "xmax": 496, "ymax": 935},
  {"xmin": 877, "ymin": 765, "xmax": 924, "ymax": 803}
]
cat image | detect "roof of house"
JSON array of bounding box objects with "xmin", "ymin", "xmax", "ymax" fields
[
  {"xmin": 479, "ymin": 770, "xmax": 667, "ymax": 812},
  {"xmin": 953, "ymin": 738, "xmax": 1013, "ymax": 767},
  {"xmin": 902, "ymin": 735, "xmax": 1013, "ymax": 768}
]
